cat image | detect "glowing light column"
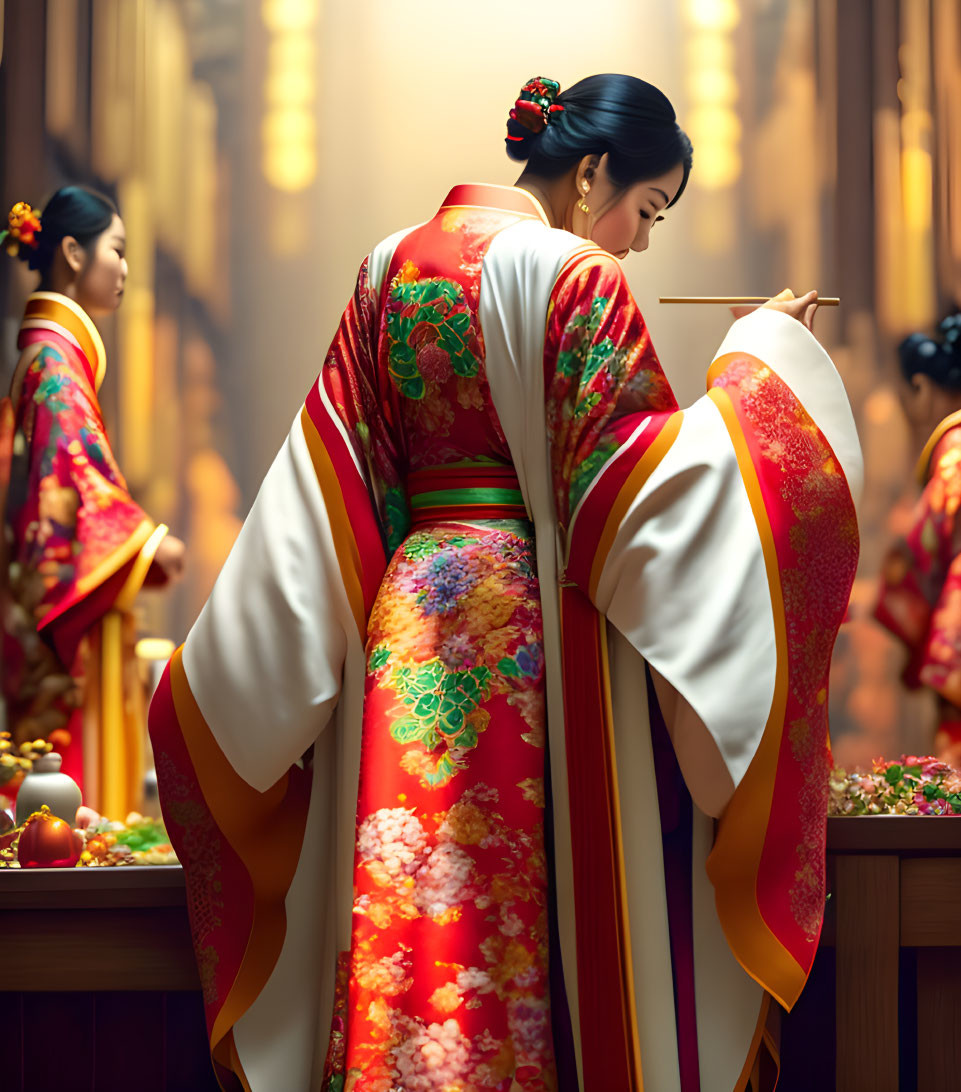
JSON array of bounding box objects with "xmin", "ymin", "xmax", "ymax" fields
[
  {"xmin": 261, "ymin": 0, "xmax": 320, "ymax": 257},
  {"xmin": 683, "ymin": 0, "xmax": 741, "ymax": 255}
]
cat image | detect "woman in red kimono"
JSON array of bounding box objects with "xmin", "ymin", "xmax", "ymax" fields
[
  {"xmin": 1, "ymin": 186, "xmax": 185, "ymax": 819},
  {"xmin": 150, "ymin": 76, "xmax": 861, "ymax": 1091},
  {"xmin": 876, "ymin": 313, "xmax": 961, "ymax": 763}
]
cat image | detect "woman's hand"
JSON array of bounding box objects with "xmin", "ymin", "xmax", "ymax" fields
[
  {"xmin": 151, "ymin": 534, "xmax": 186, "ymax": 585},
  {"xmin": 763, "ymin": 288, "xmax": 819, "ymax": 331},
  {"xmin": 730, "ymin": 288, "xmax": 820, "ymax": 332}
]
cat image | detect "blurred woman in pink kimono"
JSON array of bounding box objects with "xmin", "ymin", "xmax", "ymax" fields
[
  {"xmin": 877, "ymin": 313, "xmax": 961, "ymax": 764},
  {"xmin": 1, "ymin": 186, "xmax": 185, "ymax": 819},
  {"xmin": 150, "ymin": 76, "xmax": 861, "ymax": 1092}
]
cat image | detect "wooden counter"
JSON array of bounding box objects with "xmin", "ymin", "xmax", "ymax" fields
[
  {"xmin": 1, "ymin": 864, "xmax": 197, "ymax": 991},
  {"xmin": 5, "ymin": 821, "xmax": 959, "ymax": 1090},
  {"xmin": 780, "ymin": 816, "xmax": 961, "ymax": 1092},
  {"xmin": 0, "ymin": 865, "xmax": 217, "ymax": 1091}
]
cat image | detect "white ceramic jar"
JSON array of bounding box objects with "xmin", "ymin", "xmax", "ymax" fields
[{"xmin": 15, "ymin": 752, "xmax": 82, "ymax": 827}]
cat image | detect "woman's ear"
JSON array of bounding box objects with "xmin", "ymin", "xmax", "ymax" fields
[
  {"xmin": 60, "ymin": 235, "xmax": 84, "ymax": 275},
  {"xmin": 575, "ymin": 154, "xmax": 601, "ymax": 193},
  {"xmin": 910, "ymin": 372, "xmax": 936, "ymax": 424}
]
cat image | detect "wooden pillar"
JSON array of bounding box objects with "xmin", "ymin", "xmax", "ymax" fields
[
  {"xmin": 834, "ymin": 0, "xmax": 877, "ymax": 324},
  {"xmin": 834, "ymin": 854, "xmax": 900, "ymax": 1092}
]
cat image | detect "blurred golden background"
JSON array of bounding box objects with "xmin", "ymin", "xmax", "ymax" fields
[{"xmin": 2, "ymin": 0, "xmax": 961, "ymax": 768}]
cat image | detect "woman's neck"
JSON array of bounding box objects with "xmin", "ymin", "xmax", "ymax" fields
[
  {"xmin": 514, "ymin": 173, "xmax": 572, "ymax": 230},
  {"xmin": 38, "ymin": 279, "xmax": 79, "ymax": 303}
]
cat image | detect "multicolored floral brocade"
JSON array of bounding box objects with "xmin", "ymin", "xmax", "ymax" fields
[
  {"xmin": 320, "ymin": 209, "xmax": 691, "ymax": 1089},
  {"xmin": 544, "ymin": 251, "xmax": 676, "ymax": 527},
  {"xmin": 324, "ymin": 195, "xmax": 561, "ymax": 1089},
  {"xmin": 341, "ymin": 522, "xmax": 553, "ymax": 1090},
  {"xmin": 3, "ymin": 310, "xmax": 153, "ymax": 780},
  {"xmin": 708, "ymin": 353, "xmax": 858, "ymax": 976},
  {"xmin": 5, "ymin": 341, "xmax": 150, "ymax": 637},
  {"xmin": 876, "ymin": 422, "xmax": 961, "ymax": 707}
]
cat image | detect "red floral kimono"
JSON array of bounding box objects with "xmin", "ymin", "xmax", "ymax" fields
[
  {"xmin": 1, "ymin": 291, "xmax": 167, "ymax": 817},
  {"xmin": 149, "ymin": 185, "xmax": 862, "ymax": 1092},
  {"xmin": 876, "ymin": 410, "xmax": 961, "ymax": 752}
]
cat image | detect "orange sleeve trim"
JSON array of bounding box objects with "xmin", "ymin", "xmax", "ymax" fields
[
  {"xmin": 587, "ymin": 412, "xmax": 683, "ymax": 600},
  {"xmin": 24, "ymin": 292, "xmax": 107, "ymax": 389},
  {"xmin": 915, "ymin": 410, "xmax": 961, "ymax": 485},
  {"xmin": 37, "ymin": 517, "xmax": 157, "ymax": 632},
  {"xmin": 227, "ymin": 1032, "xmax": 253, "ymax": 1092},
  {"xmin": 74, "ymin": 517, "xmax": 156, "ymax": 599},
  {"xmin": 704, "ymin": 387, "xmax": 806, "ymax": 1009},
  {"xmin": 114, "ymin": 523, "xmax": 168, "ymax": 611},
  {"xmin": 299, "ymin": 405, "xmax": 367, "ymax": 639},
  {"xmin": 598, "ymin": 619, "xmax": 645, "ymax": 1084},
  {"xmin": 169, "ymin": 649, "xmax": 309, "ymax": 1049},
  {"xmin": 733, "ymin": 994, "xmax": 774, "ymax": 1092}
]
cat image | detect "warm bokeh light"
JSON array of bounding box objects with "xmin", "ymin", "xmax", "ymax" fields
[
  {"xmin": 684, "ymin": 0, "xmax": 740, "ymax": 32},
  {"xmin": 685, "ymin": 32, "xmax": 735, "ymax": 72},
  {"xmin": 683, "ymin": 3, "xmax": 741, "ymax": 198},
  {"xmin": 261, "ymin": 0, "xmax": 317, "ymax": 33},
  {"xmin": 686, "ymin": 67, "xmax": 738, "ymax": 104},
  {"xmin": 135, "ymin": 638, "xmax": 177, "ymax": 662},
  {"xmin": 261, "ymin": 0, "xmax": 319, "ymax": 195}
]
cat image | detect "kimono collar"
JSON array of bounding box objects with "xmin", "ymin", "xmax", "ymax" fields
[
  {"xmin": 440, "ymin": 183, "xmax": 551, "ymax": 226},
  {"xmin": 916, "ymin": 408, "xmax": 961, "ymax": 485},
  {"xmin": 19, "ymin": 291, "xmax": 108, "ymax": 393}
]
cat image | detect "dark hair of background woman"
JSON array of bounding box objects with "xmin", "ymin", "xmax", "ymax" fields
[
  {"xmin": 17, "ymin": 185, "xmax": 119, "ymax": 282},
  {"xmin": 899, "ymin": 312, "xmax": 961, "ymax": 392},
  {"xmin": 506, "ymin": 74, "xmax": 694, "ymax": 206}
]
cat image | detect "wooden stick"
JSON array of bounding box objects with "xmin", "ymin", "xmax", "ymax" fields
[{"xmin": 659, "ymin": 295, "xmax": 840, "ymax": 306}]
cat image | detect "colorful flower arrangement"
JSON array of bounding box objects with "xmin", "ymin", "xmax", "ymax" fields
[
  {"xmin": 0, "ymin": 808, "xmax": 178, "ymax": 868},
  {"xmin": 829, "ymin": 755, "xmax": 961, "ymax": 816},
  {"xmin": 0, "ymin": 200, "xmax": 42, "ymax": 256},
  {"xmin": 0, "ymin": 732, "xmax": 53, "ymax": 789}
]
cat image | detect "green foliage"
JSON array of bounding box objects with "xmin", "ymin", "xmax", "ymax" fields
[
  {"xmin": 368, "ymin": 646, "xmax": 391, "ymax": 671},
  {"xmin": 386, "ymin": 278, "xmax": 479, "ymax": 398},
  {"xmin": 387, "ymin": 658, "xmax": 491, "ymax": 766},
  {"xmin": 404, "ymin": 536, "xmax": 440, "ymax": 561},
  {"xmin": 384, "ymin": 487, "xmax": 411, "ymax": 554}
]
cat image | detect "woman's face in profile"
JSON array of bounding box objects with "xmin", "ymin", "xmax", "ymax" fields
[
  {"xmin": 590, "ymin": 160, "xmax": 685, "ymax": 260},
  {"xmin": 75, "ymin": 214, "xmax": 128, "ymax": 317},
  {"xmin": 897, "ymin": 374, "xmax": 926, "ymax": 430},
  {"xmin": 897, "ymin": 371, "xmax": 960, "ymax": 441}
]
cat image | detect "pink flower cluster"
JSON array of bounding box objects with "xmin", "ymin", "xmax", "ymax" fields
[
  {"xmin": 829, "ymin": 755, "xmax": 961, "ymax": 816},
  {"xmin": 389, "ymin": 1017, "xmax": 473, "ymax": 1091},
  {"xmin": 356, "ymin": 807, "xmax": 429, "ymax": 878}
]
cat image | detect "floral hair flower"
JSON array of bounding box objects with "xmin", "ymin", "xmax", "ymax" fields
[
  {"xmin": 508, "ymin": 77, "xmax": 564, "ymax": 139},
  {"xmin": 1, "ymin": 201, "xmax": 42, "ymax": 257}
]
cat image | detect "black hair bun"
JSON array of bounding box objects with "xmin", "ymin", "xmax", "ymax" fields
[
  {"xmin": 505, "ymin": 77, "xmax": 563, "ymax": 163},
  {"xmin": 899, "ymin": 312, "xmax": 961, "ymax": 390},
  {"xmin": 3, "ymin": 185, "xmax": 117, "ymax": 280},
  {"xmin": 939, "ymin": 313, "xmax": 961, "ymax": 355},
  {"xmin": 503, "ymin": 73, "xmax": 693, "ymax": 205}
]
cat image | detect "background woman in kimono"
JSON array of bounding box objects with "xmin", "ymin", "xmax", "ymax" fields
[
  {"xmin": 149, "ymin": 75, "xmax": 861, "ymax": 1092},
  {"xmin": 876, "ymin": 313, "xmax": 961, "ymax": 763},
  {"xmin": 1, "ymin": 186, "xmax": 185, "ymax": 821}
]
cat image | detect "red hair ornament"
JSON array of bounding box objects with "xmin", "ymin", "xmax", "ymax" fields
[
  {"xmin": 1, "ymin": 201, "xmax": 42, "ymax": 257},
  {"xmin": 507, "ymin": 76, "xmax": 564, "ymax": 141}
]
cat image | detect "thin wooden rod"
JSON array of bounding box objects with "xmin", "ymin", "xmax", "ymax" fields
[{"xmin": 659, "ymin": 296, "xmax": 841, "ymax": 306}]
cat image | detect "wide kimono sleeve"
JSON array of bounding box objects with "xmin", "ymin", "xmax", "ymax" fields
[
  {"xmin": 5, "ymin": 342, "xmax": 166, "ymax": 666},
  {"xmin": 875, "ymin": 422, "xmax": 961, "ymax": 704},
  {"xmin": 548, "ymin": 251, "xmax": 861, "ymax": 1010},
  {"xmin": 148, "ymin": 252, "xmax": 396, "ymax": 1091}
]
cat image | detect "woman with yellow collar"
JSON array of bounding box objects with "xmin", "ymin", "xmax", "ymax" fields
[
  {"xmin": 877, "ymin": 313, "xmax": 961, "ymax": 762},
  {"xmin": 0, "ymin": 186, "xmax": 185, "ymax": 818}
]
